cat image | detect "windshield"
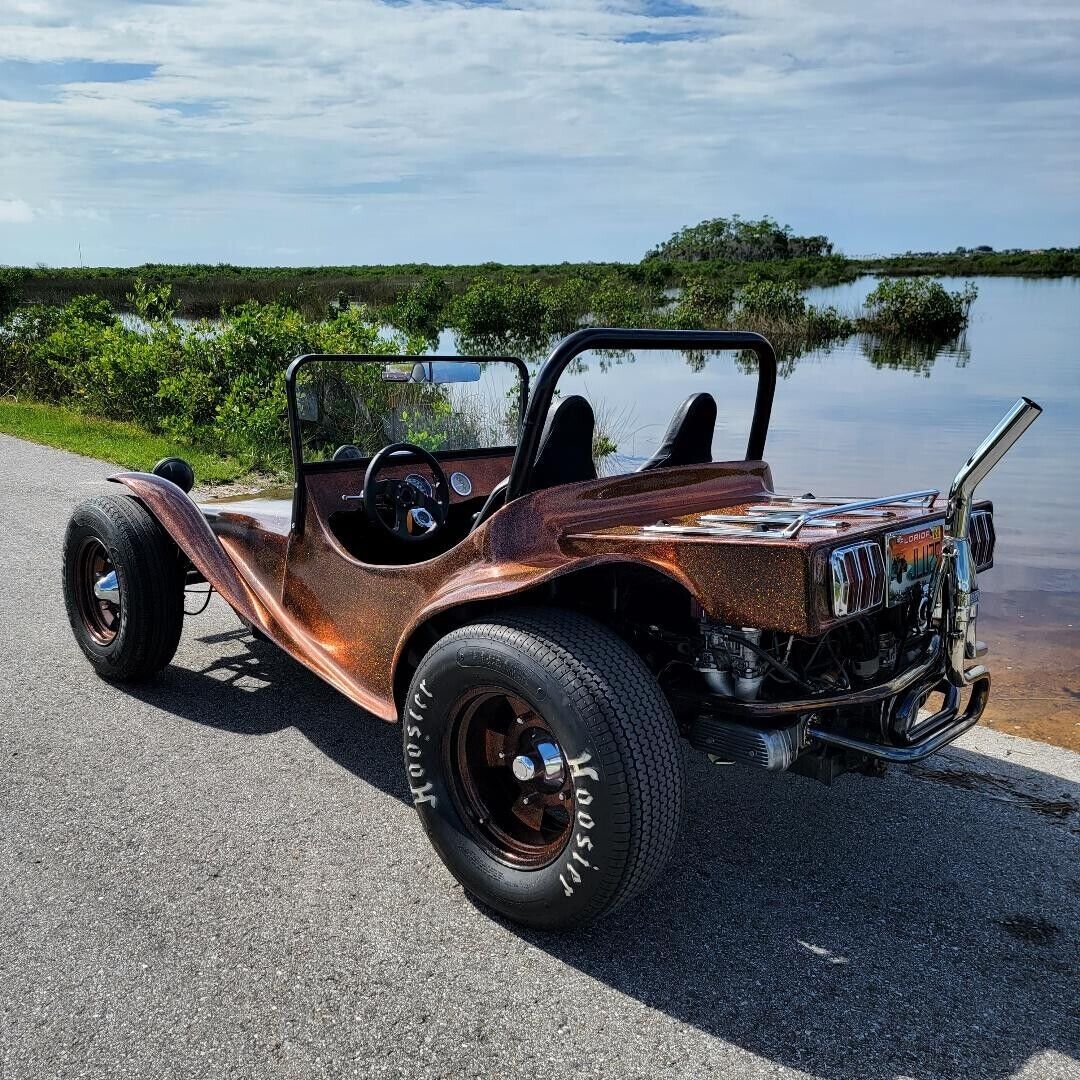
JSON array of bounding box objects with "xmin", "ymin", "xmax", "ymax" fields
[{"xmin": 294, "ymin": 357, "xmax": 525, "ymax": 464}]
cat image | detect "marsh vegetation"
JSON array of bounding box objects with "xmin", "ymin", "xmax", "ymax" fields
[{"xmin": 0, "ymin": 212, "xmax": 1063, "ymax": 477}]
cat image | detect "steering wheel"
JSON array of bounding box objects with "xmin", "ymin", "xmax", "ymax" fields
[{"xmin": 363, "ymin": 442, "xmax": 450, "ymax": 543}]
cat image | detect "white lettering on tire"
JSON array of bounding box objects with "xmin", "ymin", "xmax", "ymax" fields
[
  {"xmin": 559, "ymin": 750, "xmax": 600, "ymax": 898},
  {"xmin": 406, "ymin": 680, "xmax": 437, "ymax": 808}
]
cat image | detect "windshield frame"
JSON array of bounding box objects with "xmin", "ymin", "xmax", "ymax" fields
[{"xmin": 285, "ymin": 353, "xmax": 529, "ymax": 534}]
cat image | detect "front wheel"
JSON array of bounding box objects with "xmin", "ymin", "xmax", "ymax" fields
[
  {"xmin": 402, "ymin": 608, "xmax": 685, "ymax": 929},
  {"xmin": 62, "ymin": 494, "xmax": 185, "ymax": 681}
]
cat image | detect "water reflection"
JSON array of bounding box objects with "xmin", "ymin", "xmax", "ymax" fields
[
  {"xmin": 450, "ymin": 324, "xmax": 974, "ymax": 381},
  {"xmin": 861, "ymin": 333, "xmax": 970, "ymax": 375}
]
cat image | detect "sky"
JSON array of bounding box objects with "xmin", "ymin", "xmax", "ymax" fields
[{"xmin": 0, "ymin": 0, "xmax": 1077, "ymax": 267}]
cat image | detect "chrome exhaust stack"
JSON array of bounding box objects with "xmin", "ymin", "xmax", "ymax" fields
[{"xmin": 939, "ymin": 397, "xmax": 1042, "ymax": 686}]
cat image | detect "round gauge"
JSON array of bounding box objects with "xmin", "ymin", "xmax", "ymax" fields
[
  {"xmin": 450, "ymin": 471, "xmax": 472, "ymax": 497},
  {"xmin": 404, "ymin": 473, "xmax": 433, "ymax": 498}
]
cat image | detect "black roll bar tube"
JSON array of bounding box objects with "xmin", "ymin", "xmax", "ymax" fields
[
  {"xmin": 504, "ymin": 328, "xmax": 777, "ymax": 502},
  {"xmin": 285, "ymin": 353, "xmax": 530, "ymax": 534}
]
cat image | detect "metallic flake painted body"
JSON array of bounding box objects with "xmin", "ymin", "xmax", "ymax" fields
[{"xmin": 110, "ymin": 458, "xmax": 957, "ymax": 723}]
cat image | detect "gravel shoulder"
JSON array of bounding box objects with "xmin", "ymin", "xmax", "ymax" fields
[{"xmin": 1, "ymin": 434, "xmax": 1077, "ymax": 1080}]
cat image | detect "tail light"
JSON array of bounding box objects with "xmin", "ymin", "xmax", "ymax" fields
[
  {"xmin": 830, "ymin": 540, "xmax": 886, "ymax": 617},
  {"xmin": 969, "ymin": 509, "xmax": 996, "ymax": 571}
]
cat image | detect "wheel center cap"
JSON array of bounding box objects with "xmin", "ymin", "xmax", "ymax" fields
[
  {"xmin": 93, "ymin": 570, "xmax": 120, "ymax": 605},
  {"xmin": 511, "ymin": 755, "xmax": 537, "ymax": 782}
]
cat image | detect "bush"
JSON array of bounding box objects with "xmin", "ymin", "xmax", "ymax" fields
[
  {"xmin": 668, "ymin": 277, "xmax": 735, "ymax": 328},
  {"xmin": 539, "ymin": 277, "xmax": 591, "ymax": 335},
  {"xmin": 0, "ymin": 284, "xmax": 413, "ymax": 472},
  {"xmin": 859, "ymin": 278, "xmax": 977, "ymax": 338},
  {"xmin": 588, "ymin": 276, "xmax": 662, "ymax": 327},
  {"xmin": 646, "ymin": 215, "xmax": 833, "ymax": 262},
  {"xmin": 805, "ymin": 304, "xmax": 855, "ymax": 341},
  {"xmin": 737, "ymin": 278, "xmax": 806, "ymax": 321},
  {"xmin": 449, "ymin": 277, "xmax": 547, "ymax": 342},
  {"xmin": 0, "ymin": 268, "xmax": 26, "ymax": 321},
  {"xmin": 391, "ymin": 273, "xmax": 450, "ymax": 341}
]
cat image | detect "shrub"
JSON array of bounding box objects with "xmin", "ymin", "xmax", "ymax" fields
[
  {"xmin": 737, "ymin": 278, "xmax": 806, "ymax": 321},
  {"xmin": 539, "ymin": 277, "xmax": 591, "ymax": 335},
  {"xmin": 391, "ymin": 274, "xmax": 450, "ymax": 341},
  {"xmin": 859, "ymin": 278, "xmax": 977, "ymax": 338},
  {"xmin": 805, "ymin": 304, "xmax": 855, "ymax": 341},
  {"xmin": 0, "ymin": 268, "xmax": 26, "ymax": 321},
  {"xmin": 588, "ymin": 276, "xmax": 662, "ymax": 328},
  {"xmin": 646, "ymin": 215, "xmax": 833, "ymax": 262},
  {"xmin": 0, "ymin": 287, "xmax": 414, "ymax": 473},
  {"xmin": 669, "ymin": 277, "xmax": 735, "ymax": 328},
  {"xmin": 449, "ymin": 277, "xmax": 546, "ymax": 341}
]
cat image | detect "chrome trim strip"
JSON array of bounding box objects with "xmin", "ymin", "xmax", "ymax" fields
[
  {"xmin": 830, "ymin": 540, "xmax": 886, "ymax": 616},
  {"xmin": 776, "ymin": 490, "xmax": 939, "ymax": 539},
  {"xmin": 969, "ymin": 508, "xmax": 996, "ymax": 571},
  {"xmin": 699, "ymin": 513, "xmax": 844, "ymax": 529},
  {"xmin": 695, "ymin": 489, "xmax": 939, "ymax": 540}
]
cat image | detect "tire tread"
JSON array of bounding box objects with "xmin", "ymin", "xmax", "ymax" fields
[{"xmin": 432, "ymin": 607, "xmax": 685, "ymax": 923}]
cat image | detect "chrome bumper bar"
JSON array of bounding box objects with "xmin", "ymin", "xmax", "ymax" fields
[{"xmin": 808, "ymin": 674, "xmax": 991, "ymax": 764}]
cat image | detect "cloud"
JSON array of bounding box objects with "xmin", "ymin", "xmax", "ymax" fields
[
  {"xmin": 0, "ymin": 198, "xmax": 35, "ymax": 223},
  {"xmin": 0, "ymin": 0, "xmax": 1076, "ymax": 263}
]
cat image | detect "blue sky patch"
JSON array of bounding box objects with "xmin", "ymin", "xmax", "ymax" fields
[
  {"xmin": 0, "ymin": 59, "xmax": 158, "ymax": 103},
  {"xmin": 619, "ymin": 29, "xmax": 701, "ymax": 44},
  {"xmin": 161, "ymin": 100, "xmax": 220, "ymax": 118},
  {"xmin": 638, "ymin": 0, "xmax": 703, "ymax": 17}
]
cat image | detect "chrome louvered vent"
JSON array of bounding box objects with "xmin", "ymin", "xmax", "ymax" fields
[
  {"xmin": 969, "ymin": 509, "xmax": 996, "ymax": 571},
  {"xmin": 830, "ymin": 540, "xmax": 886, "ymax": 617}
]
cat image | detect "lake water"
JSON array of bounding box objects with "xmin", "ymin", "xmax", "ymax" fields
[{"xmin": 446, "ymin": 275, "xmax": 1080, "ymax": 746}]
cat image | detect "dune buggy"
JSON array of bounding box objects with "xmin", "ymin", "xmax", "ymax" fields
[{"xmin": 62, "ymin": 328, "xmax": 1040, "ymax": 929}]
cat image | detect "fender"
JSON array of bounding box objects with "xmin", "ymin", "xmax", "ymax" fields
[
  {"xmin": 109, "ymin": 472, "xmax": 385, "ymax": 713},
  {"xmin": 110, "ymin": 472, "xmax": 268, "ymax": 628}
]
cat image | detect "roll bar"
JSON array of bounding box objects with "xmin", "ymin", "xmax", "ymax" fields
[{"xmin": 504, "ymin": 328, "xmax": 777, "ymax": 501}]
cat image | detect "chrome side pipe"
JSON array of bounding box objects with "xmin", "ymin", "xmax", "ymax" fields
[{"xmin": 937, "ymin": 397, "xmax": 1042, "ymax": 686}]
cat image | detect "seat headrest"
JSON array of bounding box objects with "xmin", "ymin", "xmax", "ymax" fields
[
  {"xmin": 639, "ymin": 392, "xmax": 716, "ymax": 471},
  {"xmin": 529, "ymin": 395, "xmax": 597, "ymax": 493}
]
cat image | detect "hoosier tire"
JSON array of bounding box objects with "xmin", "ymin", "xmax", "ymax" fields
[
  {"xmin": 402, "ymin": 608, "xmax": 685, "ymax": 929},
  {"xmin": 62, "ymin": 493, "xmax": 185, "ymax": 681}
]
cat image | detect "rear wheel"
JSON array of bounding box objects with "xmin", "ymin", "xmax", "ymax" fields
[
  {"xmin": 403, "ymin": 608, "xmax": 685, "ymax": 929},
  {"xmin": 62, "ymin": 494, "xmax": 185, "ymax": 681}
]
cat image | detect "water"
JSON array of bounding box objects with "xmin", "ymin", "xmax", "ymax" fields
[
  {"xmin": 443, "ymin": 276, "xmax": 1080, "ymax": 744},
  {"xmin": 537, "ymin": 278, "xmax": 1079, "ymax": 594}
]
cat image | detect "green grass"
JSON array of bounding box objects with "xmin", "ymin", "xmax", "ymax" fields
[{"xmin": 0, "ymin": 399, "xmax": 248, "ymax": 484}]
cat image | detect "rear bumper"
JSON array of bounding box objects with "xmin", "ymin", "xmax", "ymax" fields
[
  {"xmin": 807, "ymin": 673, "xmax": 990, "ymax": 763},
  {"xmin": 681, "ymin": 636, "xmax": 992, "ymax": 769}
]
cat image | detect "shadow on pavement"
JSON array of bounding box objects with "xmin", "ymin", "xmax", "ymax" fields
[
  {"xmin": 524, "ymin": 748, "xmax": 1079, "ymax": 1079},
  {"xmin": 119, "ymin": 625, "xmax": 410, "ymax": 805},
  {"xmin": 122, "ymin": 625, "xmax": 1079, "ymax": 1080}
]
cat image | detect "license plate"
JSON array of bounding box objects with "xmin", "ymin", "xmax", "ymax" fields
[{"xmin": 885, "ymin": 520, "xmax": 944, "ymax": 605}]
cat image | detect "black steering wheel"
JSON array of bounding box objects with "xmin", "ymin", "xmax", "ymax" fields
[{"xmin": 363, "ymin": 442, "xmax": 450, "ymax": 543}]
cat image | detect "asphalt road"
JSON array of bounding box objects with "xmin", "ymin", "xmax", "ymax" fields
[{"xmin": 1, "ymin": 433, "xmax": 1078, "ymax": 1080}]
